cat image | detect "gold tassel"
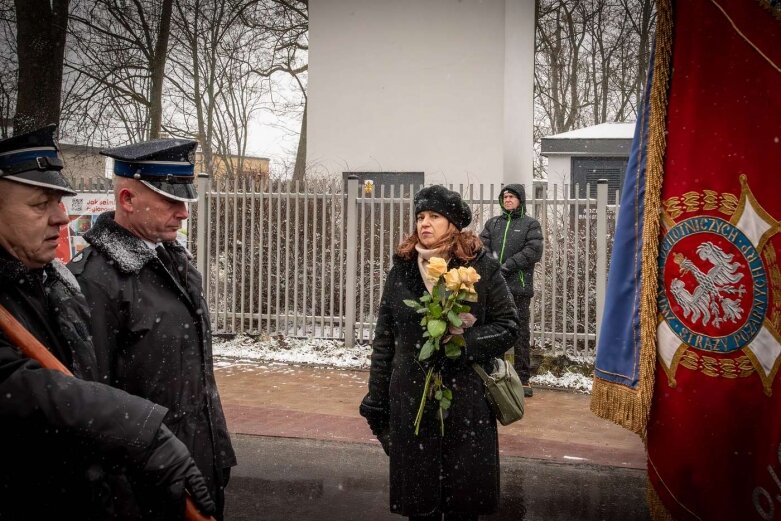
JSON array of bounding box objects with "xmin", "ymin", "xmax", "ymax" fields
[
  {"xmin": 590, "ymin": 0, "xmax": 675, "ymax": 442},
  {"xmin": 590, "ymin": 378, "xmax": 647, "ymax": 440},
  {"xmin": 757, "ymin": 0, "xmax": 781, "ymax": 22},
  {"xmin": 635, "ymin": 0, "xmax": 674, "ymax": 439},
  {"xmin": 647, "ymin": 480, "xmax": 676, "ymax": 521}
]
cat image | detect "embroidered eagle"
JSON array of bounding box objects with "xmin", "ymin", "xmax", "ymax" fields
[{"xmin": 669, "ymin": 242, "xmax": 747, "ymax": 329}]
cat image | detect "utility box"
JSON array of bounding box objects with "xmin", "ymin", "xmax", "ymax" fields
[{"xmin": 541, "ymin": 122, "xmax": 634, "ymax": 204}]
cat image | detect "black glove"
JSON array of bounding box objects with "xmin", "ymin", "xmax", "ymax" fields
[
  {"xmin": 359, "ymin": 395, "xmax": 389, "ymax": 437},
  {"xmin": 141, "ymin": 424, "xmax": 216, "ymax": 518}
]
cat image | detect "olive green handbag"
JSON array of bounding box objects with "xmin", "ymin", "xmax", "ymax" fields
[{"xmin": 473, "ymin": 358, "xmax": 525, "ymax": 426}]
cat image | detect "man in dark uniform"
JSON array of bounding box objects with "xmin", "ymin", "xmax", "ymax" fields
[
  {"xmin": 480, "ymin": 184, "xmax": 543, "ymax": 397},
  {"xmin": 69, "ymin": 139, "xmax": 236, "ymax": 520},
  {"xmin": 0, "ymin": 125, "xmax": 215, "ymax": 520}
]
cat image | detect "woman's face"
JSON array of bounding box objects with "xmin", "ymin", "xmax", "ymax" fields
[{"xmin": 416, "ymin": 210, "xmax": 451, "ymax": 248}]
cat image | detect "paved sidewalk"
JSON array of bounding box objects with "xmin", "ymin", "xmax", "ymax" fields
[{"xmin": 214, "ymin": 359, "xmax": 646, "ymax": 469}]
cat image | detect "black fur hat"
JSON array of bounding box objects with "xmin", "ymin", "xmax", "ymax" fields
[{"xmin": 414, "ymin": 185, "xmax": 472, "ymax": 230}]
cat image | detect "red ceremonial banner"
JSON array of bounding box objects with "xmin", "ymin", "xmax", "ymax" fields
[{"xmin": 647, "ymin": 0, "xmax": 781, "ymax": 519}]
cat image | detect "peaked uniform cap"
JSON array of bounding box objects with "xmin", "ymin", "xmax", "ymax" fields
[
  {"xmin": 101, "ymin": 138, "xmax": 199, "ymax": 202},
  {"xmin": 414, "ymin": 185, "xmax": 472, "ymax": 230},
  {"xmin": 0, "ymin": 124, "xmax": 75, "ymax": 196}
]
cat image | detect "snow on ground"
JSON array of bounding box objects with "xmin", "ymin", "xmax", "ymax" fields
[
  {"xmin": 530, "ymin": 371, "xmax": 593, "ymax": 394},
  {"xmin": 214, "ymin": 335, "xmax": 593, "ymax": 393},
  {"xmin": 214, "ymin": 334, "xmax": 372, "ymax": 369}
]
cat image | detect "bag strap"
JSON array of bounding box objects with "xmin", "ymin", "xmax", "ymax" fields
[{"xmin": 472, "ymin": 363, "xmax": 492, "ymax": 383}]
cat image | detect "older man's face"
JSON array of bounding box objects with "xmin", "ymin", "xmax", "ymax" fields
[
  {"xmin": 502, "ymin": 191, "xmax": 520, "ymax": 211},
  {"xmin": 120, "ymin": 181, "xmax": 189, "ymax": 243},
  {"xmin": 0, "ymin": 181, "xmax": 69, "ymax": 268}
]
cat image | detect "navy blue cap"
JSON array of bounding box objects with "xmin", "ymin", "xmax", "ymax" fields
[
  {"xmin": 101, "ymin": 138, "xmax": 198, "ymax": 202},
  {"xmin": 0, "ymin": 124, "xmax": 75, "ymax": 196}
]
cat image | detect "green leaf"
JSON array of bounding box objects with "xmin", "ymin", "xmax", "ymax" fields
[
  {"xmin": 463, "ymin": 292, "xmax": 479, "ymax": 303},
  {"xmin": 453, "ymin": 303, "xmax": 470, "ymax": 314},
  {"xmin": 434, "ymin": 389, "xmax": 442, "ymax": 400},
  {"xmin": 419, "ymin": 339, "xmax": 435, "ymax": 361},
  {"xmin": 447, "ymin": 310, "xmax": 463, "ymax": 327},
  {"xmin": 426, "ymin": 319, "xmax": 447, "ymax": 339},
  {"xmin": 420, "ymin": 316, "xmax": 428, "ymax": 326},
  {"xmin": 420, "ymin": 294, "xmax": 432, "ymax": 303},
  {"xmin": 449, "ymin": 335, "xmax": 466, "ymax": 347},
  {"xmin": 439, "ymin": 396, "xmax": 451, "ymax": 410},
  {"xmin": 428, "ymin": 303, "xmax": 442, "ymax": 319},
  {"xmin": 404, "ymin": 299, "xmax": 421, "ymax": 309},
  {"xmin": 422, "ymin": 331, "xmax": 430, "ymax": 338},
  {"xmin": 444, "ymin": 342, "xmax": 462, "ymax": 359},
  {"xmin": 442, "ymin": 388, "xmax": 453, "ymax": 400}
]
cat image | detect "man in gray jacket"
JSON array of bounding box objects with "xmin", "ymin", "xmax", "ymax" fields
[{"xmin": 480, "ymin": 184, "xmax": 543, "ymax": 396}]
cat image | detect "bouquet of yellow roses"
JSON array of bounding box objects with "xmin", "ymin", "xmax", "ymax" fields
[{"xmin": 404, "ymin": 257, "xmax": 480, "ymax": 435}]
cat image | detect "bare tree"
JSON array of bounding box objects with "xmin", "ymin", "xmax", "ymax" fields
[
  {"xmin": 166, "ymin": 0, "xmax": 307, "ymax": 179},
  {"xmin": 534, "ymin": 0, "xmax": 655, "ymax": 140},
  {"xmin": 166, "ymin": 0, "xmax": 265, "ymax": 176},
  {"xmin": 13, "ymin": 0, "xmax": 69, "ymax": 134},
  {"xmin": 252, "ymin": 0, "xmax": 308, "ymax": 182},
  {"xmin": 620, "ymin": 0, "xmax": 654, "ymax": 113},
  {"xmin": 149, "ymin": 0, "xmax": 173, "ymax": 138},
  {"xmin": 62, "ymin": 0, "xmax": 173, "ymax": 143},
  {"xmin": 0, "ymin": 0, "xmax": 16, "ymax": 138}
]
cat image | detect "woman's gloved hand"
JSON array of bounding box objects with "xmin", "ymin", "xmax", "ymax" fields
[{"xmin": 359, "ymin": 394, "xmax": 390, "ymax": 438}]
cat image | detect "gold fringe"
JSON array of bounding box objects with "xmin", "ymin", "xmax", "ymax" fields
[
  {"xmin": 634, "ymin": 0, "xmax": 675, "ymax": 441},
  {"xmin": 647, "ymin": 481, "xmax": 676, "ymax": 521},
  {"xmin": 757, "ymin": 0, "xmax": 781, "ymax": 22},
  {"xmin": 590, "ymin": 0, "xmax": 675, "ymax": 442},
  {"xmin": 590, "ymin": 377, "xmax": 647, "ymax": 440}
]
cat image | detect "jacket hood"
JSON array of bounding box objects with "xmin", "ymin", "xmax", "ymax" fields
[{"xmin": 499, "ymin": 183, "xmax": 526, "ymax": 214}]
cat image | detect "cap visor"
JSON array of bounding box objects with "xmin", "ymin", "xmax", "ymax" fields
[
  {"xmin": 2, "ymin": 171, "xmax": 77, "ymax": 196},
  {"xmin": 141, "ymin": 180, "xmax": 197, "ymax": 202}
]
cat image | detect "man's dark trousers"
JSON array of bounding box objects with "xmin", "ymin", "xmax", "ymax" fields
[{"xmin": 513, "ymin": 294, "xmax": 532, "ymax": 384}]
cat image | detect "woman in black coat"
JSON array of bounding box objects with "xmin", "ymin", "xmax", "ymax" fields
[{"xmin": 360, "ymin": 185, "xmax": 520, "ymax": 521}]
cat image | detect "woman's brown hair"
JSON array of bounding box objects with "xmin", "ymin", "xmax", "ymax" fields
[{"xmin": 397, "ymin": 226, "xmax": 483, "ymax": 262}]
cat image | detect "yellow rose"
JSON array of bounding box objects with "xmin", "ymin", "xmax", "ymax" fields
[
  {"xmin": 443, "ymin": 268, "xmax": 462, "ymax": 291},
  {"xmin": 457, "ymin": 266, "xmax": 481, "ymax": 291},
  {"xmin": 426, "ymin": 257, "xmax": 449, "ymax": 282},
  {"xmin": 463, "ymin": 287, "xmax": 479, "ymax": 302}
]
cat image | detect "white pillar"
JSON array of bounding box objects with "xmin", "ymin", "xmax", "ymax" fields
[{"xmin": 503, "ymin": 0, "xmax": 535, "ymax": 188}]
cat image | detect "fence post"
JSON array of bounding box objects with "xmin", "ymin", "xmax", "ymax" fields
[
  {"xmin": 344, "ymin": 175, "xmax": 359, "ymax": 347},
  {"xmin": 595, "ymin": 179, "xmax": 608, "ymax": 344},
  {"xmin": 196, "ymin": 173, "xmax": 210, "ymax": 298}
]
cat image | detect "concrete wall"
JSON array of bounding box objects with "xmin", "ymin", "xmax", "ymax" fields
[
  {"xmin": 546, "ymin": 156, "xmax": 570, "ymax": 187},
  {"xmin": 308, "ymin": 0, "xmax": 534, "ymax": 188}
]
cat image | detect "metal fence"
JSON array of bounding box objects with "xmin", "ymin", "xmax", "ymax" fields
[
  {"xmin": 188, "ymin": 176, "xmax": 619, "ymax": 357},
  {"xmin": 67, "ymin": 176, "xmax": 619, "ymax": 357}
]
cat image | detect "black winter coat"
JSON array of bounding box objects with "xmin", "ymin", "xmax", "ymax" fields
[
  {"xmin": 480, "ymin": 183, "xmax": 543, "ymax": 297},
  {"xmin": 0, "ymin": 247, "xmax": 168, "ymax": 521},
  {"xmin": 68, "ymin": 212, "xmax": 236, "ymax": 516},
  {"xmin": 360, "ymin": 249, "xmax": 519, "ymax": 516}
]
